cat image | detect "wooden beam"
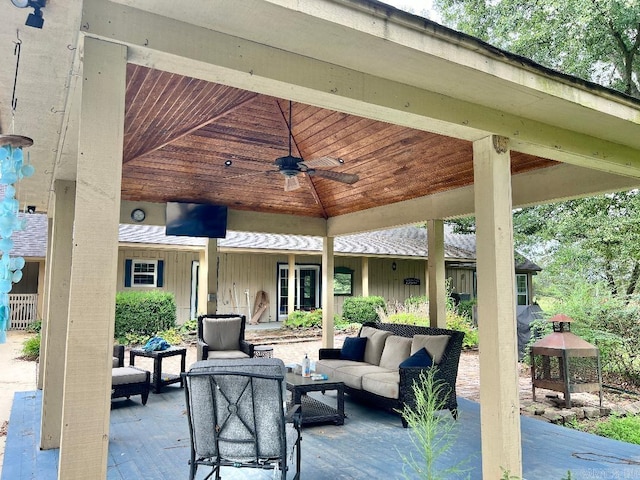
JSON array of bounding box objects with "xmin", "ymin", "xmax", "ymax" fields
[
  {"xmin": 322, "ymin": 237, "xmax": 335, "ymax": 348},
  {"xmin": 58, "ymin": 37, "xmax": 126, "ymax": 479},
  {"xmin": 473, "ymin": 135, "xmax": 522, "ymax": 478},
  {"xmin": 427, "ymin": 219, "xmax": 446, "ymax": 328},
  {"xmin": 40, "ymin": 181, "xmax": 75, "ymax": 449}
]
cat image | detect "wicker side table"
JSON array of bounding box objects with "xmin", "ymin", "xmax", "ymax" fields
[
  {"xmin": 253, "ymin": 345, "xmax": 274, "ymax": 358},
  {"xmin": 129, "ymin": 346, "xmax": 187, "ymax": 393}
]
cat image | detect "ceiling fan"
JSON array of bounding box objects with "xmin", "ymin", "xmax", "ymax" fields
[{"xmin": 274, "ymin": 101, "xmax": 359, "ymax": 192}]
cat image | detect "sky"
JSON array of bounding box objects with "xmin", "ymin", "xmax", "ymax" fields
[{"xmin": 378, "ymin": 0, "xmax": 440, "ymax": 21}]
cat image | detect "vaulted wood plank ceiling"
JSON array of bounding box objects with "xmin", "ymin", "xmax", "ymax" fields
[{"xmin": 121, "ymin": 65, "xmax": 558, "ymax": 218}]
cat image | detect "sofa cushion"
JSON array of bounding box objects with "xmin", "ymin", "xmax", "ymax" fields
[
  {"xmin": 315, "ymin": 359, "xmax": 365, "ymax": 377},
  {"xmin": 331, "ymin": 364, "xmax": 392, "ymax": 390},
  {"xmin": 359, "ymin": 326, "xmax": 392, "ymax": 366},
  {"xmin": 202, "ymin": 317, "xmax": 242, "ymax": 351},
  {"xmin": 112, "ymin": 367, "xmax": 148, "ymax": 386},
  {"xmin": 411, "ymin": 334, "xmax": 450, "ymax": 364},
  {"xmin": 378, "ymin": 335, "xmax": 412, "ymax": 370},
  {"xmin": 362, "ymin": 371, "xmax": 400, "ymax": 399},
  {"xmin": 206, "ymin": 350, "xmax": 250, "ymax": 360},
  {"xmin": 399, "ymin": 347, "xmax": 433, "ymax": 368},
  {"xmin": 341, "ymin": 336, "xmax": 367, "ymax": 362},
  {"xmin": 112, "ymin": 356, "xmax": 121, "ymax": 368}
]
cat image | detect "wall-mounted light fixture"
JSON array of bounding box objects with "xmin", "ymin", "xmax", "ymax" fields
[
  {"xmin": 11, "ymin": 0, "xmax": 46, "ymax": 29},
  {"xmin": 391, "ymin": 261, "xmax": 397, "ymax": 271}
]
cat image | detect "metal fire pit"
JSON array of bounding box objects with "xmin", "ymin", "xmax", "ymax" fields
[{"xmin": 530, "ymin": 314, "xmax": 602, "ymax": 408}]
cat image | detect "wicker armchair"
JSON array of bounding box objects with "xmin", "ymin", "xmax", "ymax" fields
[
  {"xmin": 196, "ymin": 314, "xmax": 254, "ymax": 361},
  {"xmin": 182, "ymin": 358, "xmax": 301, "ymax": 480}
]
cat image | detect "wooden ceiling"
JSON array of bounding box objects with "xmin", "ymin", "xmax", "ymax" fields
[{"xmin": 121, "ymin": 65, "xmax": 558, "ymax": 218}]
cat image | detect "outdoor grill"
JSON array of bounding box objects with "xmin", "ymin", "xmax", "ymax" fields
[{"xmin": 530, "ymin": 314, "xmax": 602, "ymax": 408}]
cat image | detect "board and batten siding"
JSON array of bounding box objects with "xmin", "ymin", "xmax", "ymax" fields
[
  {"xmin": 117, "ymin": 248, "xmax": 199, "ymax": 324},
  {"xmin": 116, "ymin": 248, "xmax": 483, "ymax": 326}
]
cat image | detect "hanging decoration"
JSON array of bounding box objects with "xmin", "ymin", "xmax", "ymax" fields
[{"xmin": 0, "ymin": 33, "xmax": 35, "ymax": 343}]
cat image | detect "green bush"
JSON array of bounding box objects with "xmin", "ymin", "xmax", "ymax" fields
[
  {"xmin": 22, "ymin": 334, "xmax": 40, "ymax": 361},
  {"xmin": 404, "ymin": 295, "xmax": 428, "ymax": 308},
  {"xmin": 26, "ymin": 320, "xmax": 42, "ymax": 334},
  {"xmin": 114, "ymin": 291, "xmax": 176, "ymax": 342},
  {"xmin": 284, "ymin": 309, "xmax": 324, "ymax": 329},
  {"xmin": 446, "ymin": 310, "xmax": 479, "ymax": 349},
  {"xmin": 457, "ymin": 299, "xmax": 476, "ymax": 320},
  {"xmin": 342, "ymin": 296, "xmax": 386, "ymax": 324},
  {"xmin": 387, "ymin": 312, "xmax": 427, "ymax": 326},
  {"xmin": 596, "ymin": 415, "xmax": 640, "ymax": 445}
]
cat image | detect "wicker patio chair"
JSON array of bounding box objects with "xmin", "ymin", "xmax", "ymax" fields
[
  {"xmin": 196, "ymin": 314, "xmax": 255, "ymax": 361},
  {"xmin": 183, "ymin": 358, "xmax": 301, "ymax": 480}
]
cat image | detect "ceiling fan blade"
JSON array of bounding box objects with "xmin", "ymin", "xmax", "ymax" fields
[
  {"xmin": 308, "ymin": 169, "xmax": 359, "ymax": 185},
  {"xmin": 301, "ymin": 156, "xmax": 343, "ymax": 168},
  {"xmin": 284, "ymin": 175, "xmax": 301, "ymax": 191}
]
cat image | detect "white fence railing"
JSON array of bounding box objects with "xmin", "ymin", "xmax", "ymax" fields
[{"xmin": 8, "ymin": 293, "xmax": 39, "ymax": 330}]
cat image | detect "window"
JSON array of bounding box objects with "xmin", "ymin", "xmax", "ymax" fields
[
  {"xmin": 516, "ymin": 274, "xmax": 528, "ymax": 305},
  {"xmin": 124, "ymin": 259, "xmax": 164, "ymax": 288},
  {"xmin": 334, "ymin": 267, "xmax": 354, "ymax": 296}
]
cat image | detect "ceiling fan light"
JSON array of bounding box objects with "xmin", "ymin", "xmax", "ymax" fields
[{"xmin": 224, "ymin": 160, "xmax": 232, "ymax": 166}]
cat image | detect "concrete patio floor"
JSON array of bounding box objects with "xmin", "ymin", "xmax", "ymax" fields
[{"xmin": 3, "ymin": 384, "xmax": 640, "ymax": 479}]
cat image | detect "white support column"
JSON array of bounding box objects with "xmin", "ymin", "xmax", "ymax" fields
[
  {"xmin": 288, "ymin": 254, "xmax": 296, "ymax": 318},
  {"xmin": 37, "ymin": 216, "xmax": 54, "ymax": 391},
  {"xmin": 58, "ymin": 37, "xmax": 126, "ymax": 480},
  {"xmin": 322, "ymin": 237, "xmax": 335, "ymax": 348},
  {"xmin": 361, "ymin": 257, "xmax": 369, "ymax": 296},
  {"xmin": 427, "ymin": 219, "xmax": 446, "ymax": 328},
  {"xmin": 207, "ymin": 240, "xmax": 218, "ymax": 314},
  {"xmin": 40, "ymin": 181, "xmax": 75, "ymax": 449},
  {"xmin": 473, "ymin": 135, "xmax": 522, "ymax": 479},
  {"xmin": 197, "ymin": 245, "xmax": 208, "ymax": 315}
]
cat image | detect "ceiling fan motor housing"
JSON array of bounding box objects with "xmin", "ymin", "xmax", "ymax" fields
[{"xmin": 275, "ymin": 155, "xmax": 305, "ymax": 176}]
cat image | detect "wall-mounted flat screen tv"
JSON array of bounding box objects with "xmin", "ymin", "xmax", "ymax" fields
[{"xmin": 165, "ymin": 202, "xmax": 228, "ymax": 238}]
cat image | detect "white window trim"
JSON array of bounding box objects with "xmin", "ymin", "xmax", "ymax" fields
[
  {"xmin": 516, "ymin": 273, "xmax": 528, "ymax": 305},
  {"xmin": 132, "ymin": 259, "xmax": 158, "ymax": 288},
  {"xmin": 277, "ymin": 264, "xmax": 321, "ymax": 320}
]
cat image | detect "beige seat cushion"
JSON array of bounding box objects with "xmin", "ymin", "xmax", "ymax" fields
[
  {"xmin": 362, "ymin": 371, "xmax": 400, "ymax": 399},
  {"xmin": 112, "ymin": 367, "xmax": 148, "ymax": 386},
  {"xmin": 331, "ymin": 364, "xmax": 392, "ymax": 390},
  {"xmin": 315, "ymin": 359, "xmax": 364, "ymax": 377},
  {"xmin": 379, "ymin": 335, "xmax": 412, "ymax": 370},
  {"xmin": 202, "ymin": 317, "xmax": 242, "ymax": 351},
  {"xmin": 206, "ymin": 350, "xmax": 250, "ymax": 359},
  {"xmin": 411, "ymin": 334, "xmax": 451, "ymax": 364},
  {"xmin": 359, "ymin": 326, "xmax": 392, "ymax": 366},
  {"xmin": 112, "ymin": 357, "xmax": 121, "ymax": 368}
]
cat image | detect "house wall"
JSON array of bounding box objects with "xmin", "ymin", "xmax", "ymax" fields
[
  {"xmin": 117, "ymin": 248, "xmax": 199, "ymax": 324},
  {"xmin": 117, "ymin": 248, "xmax": 531, "ymax": 325}
]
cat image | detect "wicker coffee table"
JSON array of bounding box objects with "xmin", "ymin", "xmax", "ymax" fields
[{"xmin": 286, "ymin": 372, "xmax": 345, "ymax": 426}]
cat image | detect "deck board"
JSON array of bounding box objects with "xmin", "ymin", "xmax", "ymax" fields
[{"xmin": 4, "ymin": 389, "xmax": 640, "ymax": 479}]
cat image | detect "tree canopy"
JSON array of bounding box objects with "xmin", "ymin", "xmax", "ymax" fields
[{"xmin": 434, "ymin": 0, "xmax": 640, "ymax": 97}]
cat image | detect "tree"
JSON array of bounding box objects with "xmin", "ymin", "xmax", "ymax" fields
[
  {"xmin": 433, "ymin": 0, "xmax": 640, "ymax": 98},
  {"xmin": 512, "ymin": 190, "xmax": 640, "ymax": 298}
]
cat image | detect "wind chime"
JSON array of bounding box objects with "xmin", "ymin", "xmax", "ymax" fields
[{"xmin": 0, "ymin": 33, "xmax": 35, "ymax": 343}]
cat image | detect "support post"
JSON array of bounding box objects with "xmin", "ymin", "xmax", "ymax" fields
[
  {"xmin": 322, "ymin": 237, "xmax": 335, "ymax": 348},
  {"xmin": 40, "ymin": 181, "xmax": 75, "ymax": 449},
  {"xmin": 361, "ymin": 257, "xmax": 369, "ymax": 296},
  {"xmin": 37, "ymin": 216, "xmax": 54, "ymax": 390},
  {"xmin": 58, "ymin": 37, "xmax": 126, "ymax": 479},
  {"xmin": 473, "ymin": 135, "xmax": 522, "ymax": 479},
  {"xmin": 427, "ymin": 219, "xmax": 446, "ymax": 328},
  {"xmin": 288, "ymin": 254, "xmax": 296, "ymax": 318}
]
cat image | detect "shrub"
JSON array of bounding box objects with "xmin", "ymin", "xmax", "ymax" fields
[
  {"xmin": 446, "ymin": 310, "xmax": 479, "ymax": 349},
  {"xmin": 404, "ymin": 295, "xmax": 428, "ymax": 308},
  {"xmin": 399, "ymin": 368, "xmax": 469, "ymax": 479},
  {"xmin": 22, "ymin": 334, "xmax": 40, "ymax": 361},
  {"xmin": 387, "ymin": 312, "xmax": 427, "ymax": 326},
  {"xmin": 284, "ymin": 309, "xmax": 322, "ymax": 329},
  {"xmin": 457, "ymin": 299, "xmax": 476, "ymax": 320},
  {"xmin": 596, "ymin": 415, "xmax": 640, "ymax": 445},
  {"xmin": 342, "ymin": 296, "xmax": 386, "ymax": 324},
  {"xmin": 26, "ymin": 320, "xmax": 42, "ymax": 334},
  {"xmin": 114, "ymin": 291, "xmax": 176, "ymax": 342}
]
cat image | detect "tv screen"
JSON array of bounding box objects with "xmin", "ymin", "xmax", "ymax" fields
[{"xmin": 165, "ymin": 202, "xmax": 228, "ymax": 238}]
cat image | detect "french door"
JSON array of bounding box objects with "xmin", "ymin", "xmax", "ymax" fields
[{"xmin": 278, "ymin": 264, "xmax": 320, "ymax": 319}]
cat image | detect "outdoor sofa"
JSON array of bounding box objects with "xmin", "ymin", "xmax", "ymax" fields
[{"xmin": 316, "ymin": 322, "xmax": 464, "ymax": 427}]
